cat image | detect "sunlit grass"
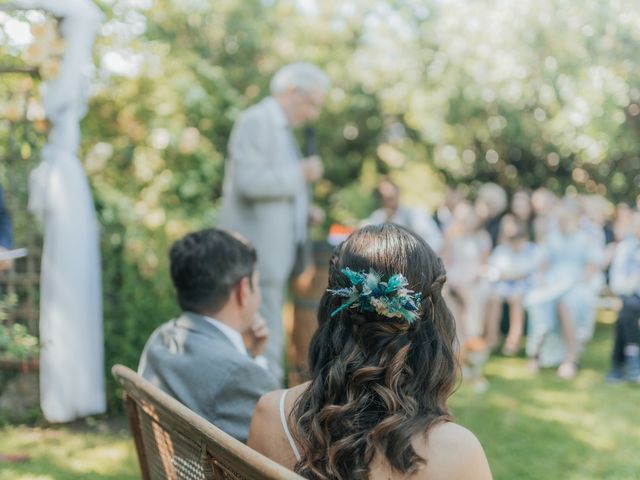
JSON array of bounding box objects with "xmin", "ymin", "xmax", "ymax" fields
[
  {"xmin": 0, "ymin": 420, "xmax": 138, "ymax": 480},
  {"xmin": 451, "ymin": 316, "xmax": 640, "ymax": 480}
]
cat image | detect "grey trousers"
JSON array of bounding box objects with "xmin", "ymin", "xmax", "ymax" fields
[{"xmin": 258, "ymin": 280, "xmax": 286, "ymax": 385}]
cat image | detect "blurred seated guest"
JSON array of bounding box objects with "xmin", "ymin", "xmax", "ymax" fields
[
  {"xmin": 531, "ymin": 187, "xmax": 559, "ymax": 243},
  {"xmin": 443, "ymin": 202, "xmax": 492, "ymax": 339},
  {"xmin": 606, "ymin": 213, "xmax": 640, "ymax": 384},
  {"xmin": 442, "ymin": 201, "xmax": 492, "ymax": 389},
  {"xmin": 509, "ymin": 189, "xmax": 534, "ymax": 240},
  {"xmin": 475, "ymin": 182, "xmax": 507, "ymax": 247},
  {"xmin": 579, "ymin": 195, "xmax": 611, "ymax": 246},
  {"xmin": 484, "ymin": 215, "xmax": 539, "ymax": 355},
  {"xmin": 366, "ymin": 177, "xmax": 443, "ymax": 253},
  {"xmin": 580, "ymin": 195, "xmax": 615, "ymax": 282},
  {"xmin": 434, "ymin": 185, "xmax": 462, "ymax": 232},
  {"xmin": 531, "ymin": 187, "xmax": 558, "ymax": 218},
  {"xmin": 138, "ymin": 228, "xmax": 279, "ymax": 443},
  {"xmin": 613, "ymin": 202, "xmax": 634, "ymax": 242},
  {"xmin": 525, "ymin": 201, "xmax": 604, "ymax": 379},
  {"xmin": 248, "ymin": 224, "xmax": 492, "ymax": 480}
]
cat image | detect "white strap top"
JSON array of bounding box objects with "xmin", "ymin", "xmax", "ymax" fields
[{"xmin": 279, "ymin": 389, "xmax": 302, "ymax": 462}]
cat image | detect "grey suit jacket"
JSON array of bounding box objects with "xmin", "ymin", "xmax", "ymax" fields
[
  {"xmin": 137, "ymin": 312, "xmax": 279, "ymax": 443},
  {"xmin": 218, "ymin": 97, "xmax": 307, "ymax": 284}
]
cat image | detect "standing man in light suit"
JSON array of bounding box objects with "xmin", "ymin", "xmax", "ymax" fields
[{"xmin": 218, "ymin": 63, "xmax": 330, "ymax": 383}]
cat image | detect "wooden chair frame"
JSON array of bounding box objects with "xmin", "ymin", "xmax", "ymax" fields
[{"xmin": 112, "ymin": 364, "xmax": 303, "ymax": 480}]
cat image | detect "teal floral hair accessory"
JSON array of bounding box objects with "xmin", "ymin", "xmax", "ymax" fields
[{"xmin": 328, "ymin": 268, "xmax": 423, "ymax": 324}]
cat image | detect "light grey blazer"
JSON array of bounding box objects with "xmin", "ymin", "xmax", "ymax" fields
[
  {"xmin": 218, "ymin": 97, "xmax": 307, "ymax": 285},
  {"xmin": 137, "ymin": 312, "xmax": 279, "ymax": 443}
]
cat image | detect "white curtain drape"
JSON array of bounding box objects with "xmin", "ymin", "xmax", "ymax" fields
[{"xmin": 17, "ymin": 0, "xmax": 105, "ymax": 422}]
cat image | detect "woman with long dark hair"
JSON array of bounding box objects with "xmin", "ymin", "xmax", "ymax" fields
[{"xmin": 248, "ymin": 224, "xmax": 492, "ymax": 479}]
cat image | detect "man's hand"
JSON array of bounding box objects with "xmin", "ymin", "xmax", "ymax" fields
[
  {"xmin": 243, "ymin": 314, "xmax": 270, "ymax": 358},
  {"xmin": 302, "ymin": 155, "xmax": 323, "ymax": 183}
]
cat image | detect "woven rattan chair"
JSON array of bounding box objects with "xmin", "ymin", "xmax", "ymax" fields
[{"xmin": 112, "ymin": 364, "xmax": 304, "ymax": 480}]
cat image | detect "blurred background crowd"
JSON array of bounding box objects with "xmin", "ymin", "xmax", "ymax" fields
[{"xmin": 364, "ymin": 178, "xmax": 640, "ymax": 388}]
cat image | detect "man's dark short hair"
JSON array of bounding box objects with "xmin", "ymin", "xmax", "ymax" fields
[{"xmin": 169, "ymin": 228, "xmax": 257, "ymax": 314}]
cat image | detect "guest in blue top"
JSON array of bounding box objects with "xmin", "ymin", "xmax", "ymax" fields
[{"xmin": 0, "ymin": 185, "xmax": 13, "ymax": 250}]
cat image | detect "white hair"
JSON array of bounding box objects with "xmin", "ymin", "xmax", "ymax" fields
[
  {"xmin": 478, "ymin": 182, "xmax": 508, "ymax": 213},
  {"xmin": 270, "ymin": 62, "xmax": 330, "ymax": 96}
]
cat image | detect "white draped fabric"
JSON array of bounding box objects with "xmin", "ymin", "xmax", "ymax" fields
[{"xmin": 17, "ymin": 0, "xmax": 106, "ymax": 422}]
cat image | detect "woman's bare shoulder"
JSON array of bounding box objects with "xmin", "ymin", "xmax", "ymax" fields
[
  {"xmin": 254, "ymin": 389, "xmax": 283, "ymax": 415},
  {"xmin": 247, "ymin": 389, "xmax": 283, "ymax": 452},
  {"xmin": 413, "ymin": 421, "xmax": 492, "ymax": 480},
  {"xmin": 247, "ymin": 382, "xmax": 310, "ymax": 460},
  {"xmin": 426, "ymin": 421, "xmax": 482, "ymax": 448}
]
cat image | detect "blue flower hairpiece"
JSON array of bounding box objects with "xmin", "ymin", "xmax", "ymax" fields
[{"xmin": 328, "ymin": 268, "xmax": 423, "ymax": 324}]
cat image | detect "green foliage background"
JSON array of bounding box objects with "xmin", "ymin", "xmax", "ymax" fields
[{"xmin": 2, "ymin": 0, "xmax": 640, "ymax": 408}]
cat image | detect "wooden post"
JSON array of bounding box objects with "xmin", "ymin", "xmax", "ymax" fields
[{"xmin": 288, "ymin": 242, "xmax": 333, "ymax": 386}]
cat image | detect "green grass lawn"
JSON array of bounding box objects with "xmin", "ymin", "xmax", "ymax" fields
[
  {"xmin": 451, "ymin": 312, "xmax": 640, "ymax": 480},
  {"xmin": 0, "ymin": 315, "xmax": 638, "ymax": 480},
  {"xmin": 0, "ymin": 417, "xmax": 138, "ymax": 480}
]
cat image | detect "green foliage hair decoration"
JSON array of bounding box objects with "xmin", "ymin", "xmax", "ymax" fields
[{"xmin": 328, "ymin": 268, "xmax": 422, "ymax": 324}]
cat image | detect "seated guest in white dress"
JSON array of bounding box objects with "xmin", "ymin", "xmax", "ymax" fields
[
  {"xmin": 249, "ymin": 224, "xmax": 492, "ymax": 480},
  {"xmin": 442, "ymin": 201, "xmax": 492, "ymax": 343},
  {"xmin": 138, "ymin": 228, "xmax": 279, "ymax": 443},
  {"xmin": 485, "ymin": 215, "xmax": 539, "ymax": 355},
  {"xmin": 525, "ymin": 202, "xmax": 604, "ymax": 379},
  {"xmin": 509, "ymin": 189, "xmax": 534, "ymax": 239}
]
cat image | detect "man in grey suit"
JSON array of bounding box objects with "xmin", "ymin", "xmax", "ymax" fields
[
  {"xmin": 138, "ymin": 228, "xmax": 279, "ymax": 443},
  {"xmin": 218, "ymin": 62, "xmax": 330, "ymax": 382}
]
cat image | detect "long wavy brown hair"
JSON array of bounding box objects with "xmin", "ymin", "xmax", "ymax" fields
[{"xmin": 291, "ymin": 223, "xmax": 458, "ymax": 480}]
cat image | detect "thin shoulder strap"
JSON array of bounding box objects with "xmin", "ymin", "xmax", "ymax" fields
[{"xmin": 279, "ymin": 389, "xmax": 302, "ymax": 462}]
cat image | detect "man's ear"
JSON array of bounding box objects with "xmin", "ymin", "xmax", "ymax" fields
[{"xmin": 234, "ymin": 276, "xmax": 250, "ymax": 307}]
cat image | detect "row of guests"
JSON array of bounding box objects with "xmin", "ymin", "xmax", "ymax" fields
[
  {"xmin": 365, "ymin": 179, "xmax": 639, "ymax": 384},
  {"xmin": 138, "ymin": 225, "xmax": 492, "ymax": 479}
]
